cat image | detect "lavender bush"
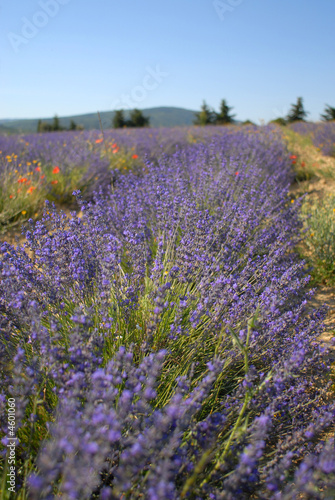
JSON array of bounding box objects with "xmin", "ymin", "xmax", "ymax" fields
[
  {"xmin": 1, "ymin": 126, "xmax": 335, "ymax": 498},
  {"xmin": 290, "ymin": 121, "xmax": 335, "ymax": 157}
]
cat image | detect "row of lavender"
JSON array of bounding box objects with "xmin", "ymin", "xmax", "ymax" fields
[
  {"xmin": 290, "ymin": 121, "xmax": 335, "ymax": 157},
  {"xmin": 1, "ymin": 126, "xmax": 335, "ymax": 498}
]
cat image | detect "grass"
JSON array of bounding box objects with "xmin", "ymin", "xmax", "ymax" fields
[
  {"xmin": 282, "ymin": 127, "xmax": 335, "ymax": 182},
  {"xmin": 1, "ymin": 127, "xmax": 334, "ymax": 497},
  {"xmin": 0, "ymin": 139, "xmax": 144, "ymax": 236},
  {"xmin": 279, "ymin": 126, "xmax": 335, "ymax": 285},
  {"xmin": 299, "ymin": 194, "xmax": 335, "ymax": 285}
]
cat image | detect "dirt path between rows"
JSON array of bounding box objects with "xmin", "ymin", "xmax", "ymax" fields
[{"xmin": 288, "ymin": 137, "xmax": 335, "ymax": 353}]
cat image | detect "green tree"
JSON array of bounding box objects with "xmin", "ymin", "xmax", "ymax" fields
[
  {"xmin": 112, "ymin": 109, "xmax": 126, "ymax": 128},
  {"xmin": 242, "ymin": 120, "xmax": 256, "ymax": 126},
  {"xmin": 269, "ymin": 117, "xmax": 287, "ymax": 126},
  {"xmin": 52, "ymin": 114, "xmax": 62, "ymax": 131},
  {"xmin": 320, "ymin": 104, "xmax": 335, "ymax": 121},
  {"xmin": 286, "ymin": 97, "xmax": 309, "ymax": 123},
  {"xmin": 69, "ymin": 119, "xmax": 77, "ymax": 130},
  {"xmin": 37, "ymin": 120, "xmax": 53, "ymax": 132},
  {"xmin": 127, "ymin": 108, "xmax": 150, "ymax": 128},
  {"xmin": 215, "ymin": 99, "xmax": 235, "ymax": 124},
  {"xmin": 193, "ymin": 101, "xmax": 216, "ymax": 125}
]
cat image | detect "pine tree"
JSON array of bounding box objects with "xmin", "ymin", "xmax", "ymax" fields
[
  {"xmin": 215, "ymin": 99, "xmax": 235, "ymax": 124},
  {"xmin": 52, "ymin": 114, "xmax": 61, "ymax": 131},
  {"xmin": 286, "ymin": 97, "xmax": 309, "ymax": 123},
  {"xmin": 127, "ymin": 109, "xmax": 150, "ymax": 128},
  {"xmin": 112, "ymin": 109, "xmax": 126, "ymax": 128},
  {"xmin": 69, "ymin": 120, "xmax": 77, "ymax": 130},
  {"xmin": 193, "ymin": 101, "xmax": 216, "ymax": 125},
  {"xmin": 320, "ymin": 104, "xmax": 335, "ymax": 121}
]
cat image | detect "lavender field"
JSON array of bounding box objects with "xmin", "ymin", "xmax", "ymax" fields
[
  {"xmin": 1, "ymin": 125, "xmax": 335, "ymax": 499},
  {"xmin": 290, "ymin": 121, "xmax": 335, "ymax": 158}
]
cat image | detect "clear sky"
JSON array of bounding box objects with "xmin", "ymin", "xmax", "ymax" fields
[{"xmin": 0, "ymin": 0, "xmax": 334, "ymax": 123}]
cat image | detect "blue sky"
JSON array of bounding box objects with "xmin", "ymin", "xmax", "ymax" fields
[{"xmin": 0, "ymin": 0, "xmax": 334, "ymax": 123}]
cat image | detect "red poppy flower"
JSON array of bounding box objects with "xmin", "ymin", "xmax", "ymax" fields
[
  {"xmin": 235, "ymin": 172, "xmax": 239, "ymax": 176},
  {"xmin": 289, "ymin": 155, "xmax": 297, "ymax": 159},
  {"xmin": 95, "ymin": 138, "xmax": 103, "ymax": 144},
  {"xmin": 132, "ymin": 154, "xmax": 138, "ymax": 159},
  {"xmin": 52, "ymin": 166, "xmax": 60, "ymax": 174},
  {"xmin": 51, "ymin": 180, "xmax": 58, "ymax": 185},
  {"xmin": 35, "ymin": 166, "xmax": 41, "ymax": 172}
]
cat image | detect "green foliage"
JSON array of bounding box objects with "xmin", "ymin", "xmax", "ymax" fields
[
  {"xmin": 112, "ymin": 109, "xmax": 126, "ymax": 128},
  {"xmin": 193, "ymin": 101, "xmax": 216, "ymax": 125},
  {"xmin": 127, "ymin": 108, "xmax": 150, "ymax": 128},
  {"xmin": 286, "ymin": 97, "xmax": 309, "ymax": 123},
  {"xmin": 194, "ymin": 99, "xmax": 236, "ymax": 126},
  {"xmin": 113, "ymin": 108, "xmax": 150, "ymax": 128},
  {"xmin": 270, "ymin": 117, "xmax": 287, "ymax": 126},
  {"xmin": 321, "ymin": 104, "xmax": 335, "ymax": 122},
  {"xmin": 0, "ymin": 168, "xmax": 43, "ymax": 231},
  {"xmin": 37, "ymin": 115, "xmax": 82, "ymax": 133},
  {"xmin": 215, "ymin": 99, "xmax": 235, "ymax": 124},
  {"xmin": 242, "ymin": 119, "xmax": 256, "ymax": 126},
  {"xmin": 301, "ymin": 194, "xmax": 335, "ymax": 284},
  {"xmin": 52, "ymin": 114, "xmax": 61, "ymax": 131}
]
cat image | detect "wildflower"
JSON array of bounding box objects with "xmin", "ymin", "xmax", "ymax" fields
[
  {"xmin": 9, "ymin": 195, "xmax": 13, "ymax": 199},
  {"xmin": 35, "ymin": 166, "xmax": 41, "ymax": 172},
  {"xmin": 21, "ymin": 210, "xmax": 27, "ymax": 215},
  {"xmin": 51, "ymin": 180, "xmax": 58, "ymax": 185},
  {"xmin": 27, "ymin": 187, "xmax": 36, "ymax": 194},
  {"xmin": 95, "ymin": 139, "xmax": 103, "ymax": 144},
  {"xmin": 41, "ymin": 175, "xmax": 45, "ymax": 179},
  {"xmin": 132, "ymin": 154, "xmax": 138, "ymax": 159},
  {"xmin": 52, "ymin": 166, "xmax": 60, "ymax": 174},
  {"xmin": 301, "ymin": 162, "xmax": 306, "ymax": 167},
  {"xmin": 290, "ymin": 155, "xmax": 297, "ymax": 159},
  {"xmin": 18, "ymin": 177, "xmax": 28, "ymax": 183},
  {"xmin": 291, "ymin": 199, "xmax": 294, "ymax": 203},
  {"xmin": 292, "ymin": 160, "xmax": 296, "ymax": 164},
  {"xmin": 235, "ymin": 172, "xmax": 239, "ymax": 175}
]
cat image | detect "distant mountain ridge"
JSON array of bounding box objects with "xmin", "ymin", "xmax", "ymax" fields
[{"xmin": 0, "ymin": 107, "xmax": 197, "ymax": 134}]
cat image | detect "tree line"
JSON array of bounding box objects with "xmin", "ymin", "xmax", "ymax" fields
[
  {"xmin": 194, "ymin": 98, "xmax": 335, "ymax": 126},
  {"xmin": 112, "ymin": 108, "xmax": 150, "ymax": 128},
  {"xmin": 37, "ymin": 115, "xmax": 83, "ymax": 133}
]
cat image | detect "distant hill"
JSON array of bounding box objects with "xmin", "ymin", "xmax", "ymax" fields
[{"xmin": 0, "ymin": 107, "xmax": 197, "ymax": 134}]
